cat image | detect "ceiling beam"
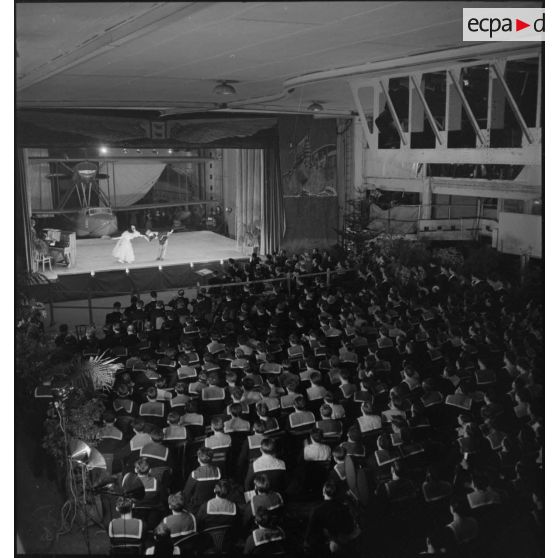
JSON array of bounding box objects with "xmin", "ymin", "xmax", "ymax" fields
[
  {"xmin": 364, "ymin": 145, "xmax": 541, "ymax": 167},
  {"xmin": 17, "ymin": 3, "xmax": 217, "ymax": 92},
  {"xmin": 285, "ymin": 44, "xmax": 539, "ymax": 89}
]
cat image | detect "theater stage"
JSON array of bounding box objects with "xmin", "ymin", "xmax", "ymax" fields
[
  {"xmin": 35, "ymin": 231, "xmax": 249, "ymax": 302},
  {"xmin": 56, "ymin": 230, "xmax": 245, "ymax": 276}
]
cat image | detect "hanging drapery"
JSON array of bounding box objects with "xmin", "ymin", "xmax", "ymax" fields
[
  {"xmin": 27, "ymin": 148, "xmax": 52, "ymax": 211},
  {"xmin": 232, "ymin": 149, "xmax": 263, "ymax": 255},
  {"xmin": 221, "ymin": 150, "xmax": 238, "ymax": 241},
  {"xmin": 16, "ymin": 149, "xmax": 34, "ymax": 272},
  {"xmin": 108, "ymin": 161, "xmax": 166, "ymax": 207},
  {"xmin": 261, "ymin": 140, "xmax": 286, "ymax": 254}
]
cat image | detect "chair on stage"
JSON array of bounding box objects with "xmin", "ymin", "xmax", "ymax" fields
[{"xmin": 34, "ymin": 252, "xmax": 52, "ymax": 272}]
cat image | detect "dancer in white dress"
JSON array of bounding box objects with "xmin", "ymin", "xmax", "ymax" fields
[{"xmin": 112, "ymin": 225, "xmax": 149, "ymax": 264}]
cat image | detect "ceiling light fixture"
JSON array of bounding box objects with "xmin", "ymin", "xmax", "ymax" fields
[
  {"xmin": 307, "ymin": 101, "xmax": 324, "ymax": 112},
  {"xmin": 213, "ymin": 81, "xmax": 237, "ymax": 95}
]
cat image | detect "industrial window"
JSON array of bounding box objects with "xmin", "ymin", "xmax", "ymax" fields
[
  {"xmin": 427, "ymin": 164, "xmax": 523, "ymax": 180},
  {"xmin": 489, "ymin": 57, "xmax": 539, "ymax": 147},
  {"xmin": 432, "ymin": 194, "xmax": 477, "ymax": 219},
  {"xmin": 480, "ymin": 197, "xmax": 498, "ymax": 220},
  {"xmin": 502, "ymin": 199, "xmax": 525, "ymax": 214},
  {"xmin": 377, "ymin": 77, "xmax": 409, "ymax": 149},
  {"xmin": 410, "ymin": 72, "xmax": 446, "ymax": 149},
  {"xmin": 447, "ymin": 65, "xmax": 489, "ymax": 148}
]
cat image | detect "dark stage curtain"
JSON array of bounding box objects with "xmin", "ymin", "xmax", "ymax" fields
[
  {"xmin": 262, "ymin": 137, "xmax": 286, "ymax": 254},
  {"xmin": 16, "ymin": 149, "xmax": 33, "ymax": 273}
]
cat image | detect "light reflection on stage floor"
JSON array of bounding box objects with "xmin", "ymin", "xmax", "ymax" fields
[{"xmin": 54, "ymin": 230, "xmax": 246, "ymax": 276}]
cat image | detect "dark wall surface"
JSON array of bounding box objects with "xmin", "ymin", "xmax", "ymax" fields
[{"xmin": 281, "ymin": 196, "xmax": 338, "ymax": 252}]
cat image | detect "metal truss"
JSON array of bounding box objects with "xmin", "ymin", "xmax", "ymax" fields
[{"xmin": 349, "ymin": 50, "xmax": 542, "ymax": 166}]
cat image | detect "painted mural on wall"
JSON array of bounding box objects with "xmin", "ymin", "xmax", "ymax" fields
[{"xmin": 279, "ymin": 117, "xmax": 337, "ymax": 197}]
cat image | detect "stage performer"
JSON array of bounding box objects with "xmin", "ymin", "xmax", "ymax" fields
[
  {"xmin": 156, "ymin": 229, "xmax": 174, "ymax": 261},
  {"xmin": 112, "ymin": 225, "xmax": 149, "ymax": 264}
]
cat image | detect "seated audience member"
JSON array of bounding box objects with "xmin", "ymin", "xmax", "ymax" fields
[
  {"xmin": 376, "ymin": 461, "xmax": 418, "ymax": 507},
  {"xmin": 304, "ymin": 481, "xmax": 360, "ymax": 558},
  {"xmin": 328, "ymin": 445, "xmax": 349, "ymax": 492},
  {"xmin": 316, "ymin": 404, "xmax": 343, "ymax": 439},
  {"xmin": 304, "ymin": 428, "xmax": 332, "ymax": 462},
  {"xmin": 188, "ymin": 371, "xmax": 208, "ymax": 397},
  {"xmin": 467, "ymin": 472, "xmax": 502, "ymax": 511},
  {"xmin": 170, "ymin": 382, "xmax": 190, "ymax": 411},
  {"xmin": 356, "ymin": 400, "xmax": 382, "ymax": 434},
  {"xmin": 145, "ymin": 523, "xmax": 179, "ymax": 555},
  {"xmin": 179, "ymin": 400, "xmax": 205, "ymax": 430},
  {"xmin": 244, "ymin": 473, "xmax": 284, "ymax": 527},
  {"xmin": 341, "ymin": 427, "xmax": 366, "ymax": 459},
  {"xmin": 238, "ymin": 420, "xmax": 267, "ymax": 469},
  {"xmin": 98, "ymin": 410, "xmax": 124, "ymax": 452},
  {"xmin": 306, "ymin": 372, "xmax": 328, "ymax": 402},
  {"xmin": 139, "ymin": 387, "xmax": 165, "ymax": 425},
  {"xmin": 265, "ymin": 375, "xmax": 285, "ymax": 400},
  {"xmin": 242, "ymin": 377, "xmax": 263, "ymax": 406},
  {"xmin": 140, "ymin": 428, "xmax": 173, "ymax": 470},
  {"xmin": 323, "ymin": 392, "xmax": 346, "ymax": 420},
  {"xmin": 163, "ymin": 412, "xmax": 187, "ymax": 442},
  {"xmin": 280, "ymin": 379, "xmax": 300, "ymax": 411},
  {"xmin": 224, "ymin": 402, "xmax": 251, "ymax": 433},
  {"xmin": 154, "ymin": 377, "xmax": 172, "ymax": 402},
  {"xmin": 446, "ymin": 498, "xmax": 479, "ymax": 545},
  {"xmin": 245, "ymin": 438, "xmax": 286, "ymax": 493},
  {"xmin": 112, "ymin": 383, "xmax": 135, "ymax": 416},
  {"xmin": 205, "ymin": 416, "xmax": 232, "ymax": 451},
  {"xmin": 183, "ymin": 448, "xmax": 221, "ymax": 512},
  {"xmin": 288, "ymin": 395, "xmax": 316, "ymax": 431},
  {"xmin": 255, "ymin": 401, "xmax": 280, "ymax": 433},
  {"xmin": 123, "ymin": 458, "xmax": 165, "ymax": 530},
  {"xmin": 337, "ymin": 369, "xmax": 357, "ymax": 400},
  {"xmin": 108, "ymin": 497, "xmax": 145, "ymax": 549},
  {"xmin": 129, "ymin": 418, "xmax": 152, "ymax": 452},
  {"xmin": 201, "ymin": 371, "xmax": 226, "ymax": 413},
  {"xmin": 422, "ymin": 466, "xmax": 453, "ymax": 503},
  {"xmin": 227, "ymin": 386, "xmax": 251, "ymax": 416},
  {"xmin": 243, "ymin": 508, "xmax": 286, "ymax": 555},
  {"xmin": 196, "ymin": 479, "xmax": 239, "ymax": 530},
  {"xmin": 162, "ymin": 491, "xmax": 197, "ymax": 541}
]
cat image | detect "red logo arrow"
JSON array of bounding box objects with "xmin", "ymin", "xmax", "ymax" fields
[{"xmin": 516, "ymin": 18, "xmax": 530, "ymax": 31}]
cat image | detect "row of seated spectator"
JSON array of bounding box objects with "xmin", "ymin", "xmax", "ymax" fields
[{"xmin": 36, "ymin": 246, "xmax": 542, "ymax": 557}]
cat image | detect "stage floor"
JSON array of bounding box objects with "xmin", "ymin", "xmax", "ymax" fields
[{"xmin": 53, "ymin": 230, "xmax": 246, "ymax": 276}]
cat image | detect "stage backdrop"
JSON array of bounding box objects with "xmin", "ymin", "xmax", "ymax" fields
[
  {"xmin": 278, "ymin": 116, "xmax": 339, "ymax": 250},
  {"xmin": 278, "ymin": 116, "xmax": 337, "ymax": 196}
]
